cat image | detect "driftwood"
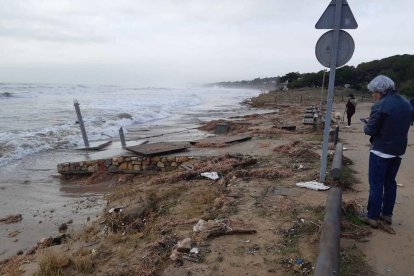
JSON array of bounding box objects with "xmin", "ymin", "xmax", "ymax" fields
[
  {"xmin": 207, "ymin": 229, "xmax": 257, "ymax": 238},
  {"xmin": 165, "ymin": 218, "xmax": 200, "ymax": 227}
]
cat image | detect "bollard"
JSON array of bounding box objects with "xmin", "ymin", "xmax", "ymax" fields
[
  {"xmin": 315, "ymin": 187, "xmax": 342, "ymax": 276},
  {"xmin": 119, "ymin": 127, "xmax": 126, "ymax": 149},
  {"xmin": 330, "ymin": 142, "xmax": 343, "ymax": 180},
  {"xmin": 341, "ymin": 95, "xmax": 344, "ymax": 102},
  {"xmin": 334, "ymin": 126, "xmax": 339, "ymax": 145},
  {"xmin": 73, "ymin": 99, "xmax": 89, "ymax": 148}
]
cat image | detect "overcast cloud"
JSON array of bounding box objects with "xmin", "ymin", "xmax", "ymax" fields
[{"xmin": 0, "ymin": 0, "xmax": 413, "ymax": 85}]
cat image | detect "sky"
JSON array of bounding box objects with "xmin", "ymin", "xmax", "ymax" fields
[{"xmin": 0, "ymin": 0, "xmax": 413, "ymax": 86}]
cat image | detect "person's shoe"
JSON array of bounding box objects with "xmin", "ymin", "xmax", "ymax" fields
[
  {"xmin": 359, "ymin": 215, "xmax": 379, "ymax": 229},
  {"xmin": 380, "ymin": 214, "xmax": 392, "ymax": 225}
]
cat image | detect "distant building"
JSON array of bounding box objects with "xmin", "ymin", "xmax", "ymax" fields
[{"xmin": 281, "ymin": 80, "xmax": 289, "ymax": 91}]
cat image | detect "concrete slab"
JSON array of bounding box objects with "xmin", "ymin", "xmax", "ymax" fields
[
  {"xmin": 125, "ymin": 142, "xmax": 189, "ymax": 156},
  {"xmin": 190, "ymin": 135, "xmax": 251, "ymax": 145},
  {"xmin": 76, "ymin": 140, "xmax": 112, "ymax": 151}
]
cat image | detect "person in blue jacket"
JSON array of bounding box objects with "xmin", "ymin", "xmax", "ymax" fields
[{"xmin": 362, "ymin": 75, "xmax": 414, "ymax": 228}]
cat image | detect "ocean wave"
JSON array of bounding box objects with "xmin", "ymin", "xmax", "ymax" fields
[{"xmin": 0, "ymin": 110, "xmax": 172, "ymax": 167}]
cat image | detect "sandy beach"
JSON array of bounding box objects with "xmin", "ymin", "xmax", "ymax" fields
[{"xmin": 1, "ymin": 88, "xmax": 413, "ymax": 275}]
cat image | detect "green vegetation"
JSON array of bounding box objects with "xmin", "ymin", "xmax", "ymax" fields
[{"xmin": 213, "ymin": 54, "xmax": 414, "ymax": 97}]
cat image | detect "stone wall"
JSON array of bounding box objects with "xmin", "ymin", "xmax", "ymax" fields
[{"xmin": 57, "ymin": 155, "xmax": 192, "ymax": 175}]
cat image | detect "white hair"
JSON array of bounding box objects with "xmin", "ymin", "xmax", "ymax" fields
[{"xmin": 367, "ymin": 75, "xmax": 395, "ymax": 94}]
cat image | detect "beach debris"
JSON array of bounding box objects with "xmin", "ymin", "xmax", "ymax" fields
[
  {"xmin": 191, "ymin": 135, "xmax": 252, "ymax": 147},
  {"xmin": 170, "ymin": 239, "xmax": 202, "ymax": 263},
  {"xmin": 35, "ymin": 234, "xmax": 69, "ymax": 253},
  {"xmin": 183, "ymin": 254, "xmax": 201, "ymax": 263},
  {"xmin": 180, "ymin": 163, "xmax": 194, "ymax": 171},
  {"xmin": 281, "ymin": 257, "xmax": 313, "ymax": 275},
  {"xmin": 397, "ymin": 183, "xmax": 404, "ymax": 187},
  {"xmin": 296, "ymin": 181, "xmax": 330, "ymax": 191},
  {"xmin": 176, "ymin": 238, "xmax": 192, "ymax": 253},
  {"xmin": 58, "ymin": 223, "xmax": 68, "ymax": 233},
  {"xmin": 233, "ymin": 167, "xmax": 293, "ymax": 179},
  {"xmin": 169, "ymin": 249, "xmax": 182, "ymax": 261},
  {"xmin": 193, "ymin": 219, "xmax": 256, "ymax": 238},
  {"xmin": 108, "ymin": 207, "xmax": 123, "ymax": 214},
  {"xmin": 213, "ymin": 196, "xmax": 235, "ymax": 209},
  {"xmin": 190, "ymin": 247, "xmax": 199, "ymax": 254},
  {"xmin": 274, "ymin": 140, "xmax": 320, "ymax": 161},
  {"xmin": 193, "ymin": 219, "xmax": 208, "ymax": 232},
  {"xmin": 0, "ymin": 214, "xmax": 22, "ymax": 225},
  {"xmin": 281, "ymin": 125, "xmax": 296, "ymax": 131},
  {"xmin": 7, "ymin": 230, "xmax": 20, "ymax": 238},
  {"xmin": 201, "ymin": 172, "xmax": 219, "ymax": 180}
]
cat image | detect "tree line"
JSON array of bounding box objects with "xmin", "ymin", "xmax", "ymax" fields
[{"xmin": 214, "ymin": 54, "xmax": 414, "ymax": 97}]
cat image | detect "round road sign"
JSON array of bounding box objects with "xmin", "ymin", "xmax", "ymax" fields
[{"xmin": 315, "ymin": 30, "xmax": 355, "ymax": 68}]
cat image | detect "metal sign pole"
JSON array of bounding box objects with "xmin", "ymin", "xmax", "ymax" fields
[
  {"xmin": 319, "ymin": 0, "xmax": 343, "ymax": 182},
  {"xmin": 320, "ymin": 69, "xmax": 327, "ymax": 111},
  {"xmin": 73, "ymin": 99, "xmax": 90, "ymax": 148}
]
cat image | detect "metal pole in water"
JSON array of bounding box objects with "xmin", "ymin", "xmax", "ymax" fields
[
  {"xmin": 119, "ymin": 127, "xmax": 126, "ymax": 149},
  {"xmin": 73, "ymin": 99, "xmax": 89, "ymax": 148}
]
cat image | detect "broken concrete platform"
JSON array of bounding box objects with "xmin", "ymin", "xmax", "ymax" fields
[
  {"xmin": 125, "ymin": 142, "xmax": 189, "ymax": 156},
  {"xmin": 190, "ymin": 135, "xmax": 251, "ymax": 146}
]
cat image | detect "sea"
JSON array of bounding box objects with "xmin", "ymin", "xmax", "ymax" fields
[
  {"xmin": 0, "ymin": 83, "xmax": 261, "ymax": 167},
  {"xmin": 0, "ymin": 83, "xmax": 262, "ymax": 259}
]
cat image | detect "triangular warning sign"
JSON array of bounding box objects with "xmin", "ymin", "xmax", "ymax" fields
[{"xmin": 315, "ymin": 0, "xmax": 358, "ymax": 29}]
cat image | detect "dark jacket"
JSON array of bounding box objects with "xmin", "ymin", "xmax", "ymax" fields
[
  {"xmin": 346, "ymin": 98, "xmax": 356, "ymax": 115},
  {"xmin": 364, "ymin": 90, "xmax": 414, "ymax": 156}
]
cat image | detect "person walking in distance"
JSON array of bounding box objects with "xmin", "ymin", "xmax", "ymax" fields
[
  {"xmin": 345, "ymin": 94, "xmax": 357, "ymax": 127},
  {"xmin": 361, "ymin": 75, "xmax": 414, "ymax": 228}
]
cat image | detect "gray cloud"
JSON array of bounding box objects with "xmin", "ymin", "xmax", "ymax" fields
[{"xmin": 0, "ymin": 0, "xmax": 413, "ymax": 85}]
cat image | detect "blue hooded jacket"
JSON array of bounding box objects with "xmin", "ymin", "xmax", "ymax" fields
[{"xmin": 364, "ymin": 90, "xmax": 414, "ymax": 156}]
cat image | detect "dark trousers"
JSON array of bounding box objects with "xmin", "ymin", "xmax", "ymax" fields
[
  {"xmin": 367, "ymin": 152, "xmax": 401, "ymax": 219},
  {"xmin": 346, "ymin": 113, "xmax": 353, "ymax": 126}
]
